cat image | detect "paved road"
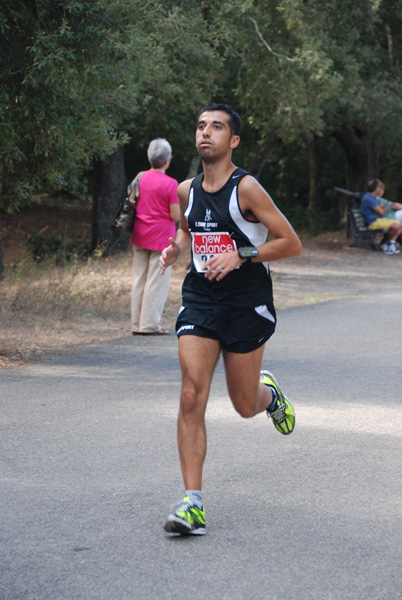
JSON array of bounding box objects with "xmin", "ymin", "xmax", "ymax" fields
[{"xmin": 1, "ymin": 286, "xmax": 401, "ymax": 599}]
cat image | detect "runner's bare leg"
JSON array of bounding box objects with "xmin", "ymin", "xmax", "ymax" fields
[
  {"xmin": 177, "ymin": 335, "xmax": 221, "ymax": 490},
  {"xmin": 223, "ymin": 344, "xmax": 272, "ymax": 417}
]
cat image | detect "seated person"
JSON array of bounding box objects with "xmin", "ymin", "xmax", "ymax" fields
[
  {"xmin": 376, "ymin": 182, "xmax": 402, "ymax": 222},
  {"xmin": 360, "ymin": 179, "xmax": 402, "ymax": 254}
]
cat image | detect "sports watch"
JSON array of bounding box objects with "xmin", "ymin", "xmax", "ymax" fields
[{"xmin": 238, "ymin": 246, "xmax": 259, "ymax": 262}]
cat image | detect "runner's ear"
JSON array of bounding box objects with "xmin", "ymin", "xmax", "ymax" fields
[{"xmin": 229, "ymin": 135, "xmax": 240, "ymax": 150}]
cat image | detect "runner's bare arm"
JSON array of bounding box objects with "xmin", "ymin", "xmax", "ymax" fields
[
  {"xmin": 159, "ymin": 179, "xmax": 192, "ymax": 275},
  {"xmin": 204, "ymin": 175, "xmax": 301, "ymax": 281},
  {"xmin": 239, "ymin": 175, "xmax": 302, "ymax": 260}
]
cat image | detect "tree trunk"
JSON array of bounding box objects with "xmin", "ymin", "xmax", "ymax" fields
[
  {"xmin": 333, "ymin": 124, "xmax": 378, "ymax": 191},
  {"xmin": 91, "ymin": 144, "xmax": 128, "ymax": 254},
  {"xmin": 247, "ymin": 132, "xmax": 281, "ymax": 178},
  {"xmin": 307, "ymin": 133, "xmax": 323, "ymax": 235},
  {"xmin": 186, "ymin": 155, "xmax": 201, "ymax": 179},
  {"xmin": 332, "ymin": 124, "xmax": 378, "ymax": 222}
]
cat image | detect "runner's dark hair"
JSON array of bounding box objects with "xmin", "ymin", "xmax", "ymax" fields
[{"xmin": 196, "ymin": 103, "xmax": 242, "ymax": 136}]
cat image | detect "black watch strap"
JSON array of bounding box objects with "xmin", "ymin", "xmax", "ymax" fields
[{"xmin": 238, "ymin": 246, "xmax": 259, "ymax": 262}]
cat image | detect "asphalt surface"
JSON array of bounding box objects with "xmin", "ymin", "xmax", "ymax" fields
[{"xmin": 1, "ymin": 280, "xmax": 401, "ymax": 599}]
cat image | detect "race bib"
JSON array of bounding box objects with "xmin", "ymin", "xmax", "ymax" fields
[{"xmin": 192, "ymin": 232, "xmax": 237, "ymax": 273}]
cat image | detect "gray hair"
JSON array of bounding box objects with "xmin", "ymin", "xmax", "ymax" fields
[{"xmin": 147, "ymin": 138, "xmax": 172, "ymax": 168}]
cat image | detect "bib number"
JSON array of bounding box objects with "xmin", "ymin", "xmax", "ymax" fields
[{"xmin": 191, "ymin": 232, "xmax": 237, "ymax": 273}]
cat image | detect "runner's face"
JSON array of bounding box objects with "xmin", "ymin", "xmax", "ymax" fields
[{"xmin": 195, "ymin": 111, "xmax": 239, "ymax": 161}]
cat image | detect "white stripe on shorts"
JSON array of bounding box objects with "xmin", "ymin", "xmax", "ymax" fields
[{"xmin": 254, "ymin": 304, "xmax": 276, "ymax": 323}]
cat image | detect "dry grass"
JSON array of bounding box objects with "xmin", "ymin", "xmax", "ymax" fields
[
  {"xmin": 0, "ymin": 247, "xmax": 190, "ymax": 368},
  {"xmin": 0, "ymin": 196, "xmax": 187, "ymax": 367}
]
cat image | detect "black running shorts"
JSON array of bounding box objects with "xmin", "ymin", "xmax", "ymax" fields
[{"xmin": 175, "ymin": 304, "xmax": 276, "ymax": 354}]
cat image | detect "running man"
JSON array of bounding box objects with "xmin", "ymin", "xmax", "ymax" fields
[{"xmin": 160, "ymin": 103, "xmax": 302, "ymax": 535}]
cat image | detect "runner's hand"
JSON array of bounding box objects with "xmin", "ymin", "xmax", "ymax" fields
[
  {"xmin": 160, "ymin": 237, "xmax": 181, "ymax": 275},
  {"xmin": 203, "ymin": 251, "xmax": 244, "ymax": 281}
]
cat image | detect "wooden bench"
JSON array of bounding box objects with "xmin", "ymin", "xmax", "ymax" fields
[
  {"xmin": 347, "ymin": 207, "xmax": 386, "ymax": 251},
  {"xmin": 334, "ymin": 188, "xmax": 386, "ymax": 251}
]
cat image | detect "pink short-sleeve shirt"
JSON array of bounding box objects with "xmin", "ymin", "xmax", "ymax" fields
[{"xmin": 131, "ymin": 170, "xmax": 179, "ymax": 251}]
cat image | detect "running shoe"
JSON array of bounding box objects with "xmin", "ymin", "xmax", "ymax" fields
[
  {"xmin": 164, "ymin": 496, "xmax": 206, "ymax": 535},
  {"xmin": 380, "ymin": 242, "xmax": 389, "ymax": 253},
  {"xmin": 260, "ymin": 370, "xmax": 295, "ymax": 435}
]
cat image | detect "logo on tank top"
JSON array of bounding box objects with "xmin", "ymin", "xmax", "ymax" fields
[{"xmin": 195, "ymin": 208, "xmax": 218, "ymax": 229}]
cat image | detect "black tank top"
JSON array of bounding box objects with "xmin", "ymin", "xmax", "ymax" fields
[{"xmin": 181, "ymin": 168, "xmax": 273, "ymax": 309}]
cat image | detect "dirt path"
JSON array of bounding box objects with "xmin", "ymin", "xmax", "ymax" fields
[{"xmin": 269, "ymin": 235, "xmax": 399, "ymax": 307}]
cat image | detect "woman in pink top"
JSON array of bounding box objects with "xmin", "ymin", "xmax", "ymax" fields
[{"xmin": 131, "ymin": 139, "xmax": 180, "ymax": 334}]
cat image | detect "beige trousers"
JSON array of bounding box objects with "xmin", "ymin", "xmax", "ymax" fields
[{"xmin": 131, "ymin": 245, "xmax": 172, "ymax": 333}]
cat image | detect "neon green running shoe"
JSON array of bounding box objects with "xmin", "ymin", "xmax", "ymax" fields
[
  {"xmin": 260, "ymin": 370, "xmax": 295, "ymax": 435},
  {"xmin": 164, "ymin": 497, "xmax": 206, "ymax": 535}
]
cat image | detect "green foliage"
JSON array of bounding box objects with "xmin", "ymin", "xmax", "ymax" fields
[
  {"xmin": 0, "ymin": 0, "xmax": 219, "ymax": 207},
  {"xmin": 121, "ymin": 2, "xmax": 222, "ymax": 181},
  {"xmin": 1, "ymin": 1, "xmax": 138, "ymax": 205},
  {"xmin": 209, "ymin": 0, "xmax": 402, "ymax": 214}
]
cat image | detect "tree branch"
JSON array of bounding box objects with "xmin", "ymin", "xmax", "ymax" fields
[
  {"xmin": 247, "ymin": 17, "xmax": 296, "ymax": 62},
  {"xmin": 385, "ymin": 23, "xmax": 393, "ymax": 66}
]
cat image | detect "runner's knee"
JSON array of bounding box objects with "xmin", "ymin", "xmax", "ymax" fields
[
  {"xmin": 180, "ymin": 381, "xmax": 208, "ymax": 417},
  {"xmin": 234, "ymin": 404, "xmax": 256, "ymax": 419},
  {"xmin": 230, "ymin": 390, "xmax": 258, "ymax": 419},
  {"xmin": 180, "ymin": 384, "xmax": 198, "ymax": 412}
]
